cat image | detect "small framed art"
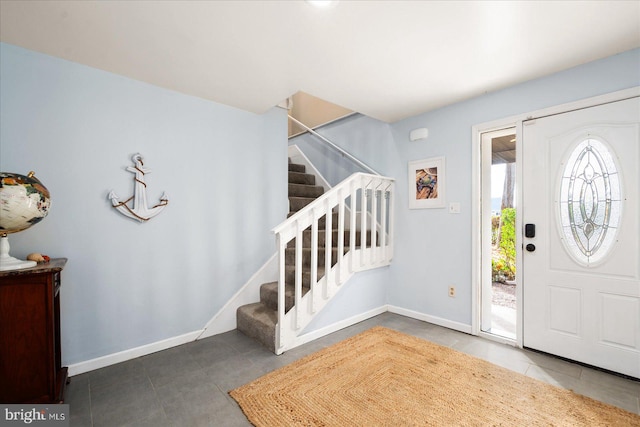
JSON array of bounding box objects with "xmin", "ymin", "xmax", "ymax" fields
[{"xmin": 408, "ymin": 156, "xmax": 445, "ymax": 209}]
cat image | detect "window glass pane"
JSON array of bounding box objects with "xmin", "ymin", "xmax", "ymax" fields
[
  {"xmin": 559, "ymin": 201, "xmax": 571, "ymax": 225},
  {"xmin": 558, "ymin": 138, "xmax": 621, "ymax": 266},
  {"xmin": 608, "ymin": 200, "xmax": 622, "ymax": 228},
  {"xmin": 609, "ymin": 173, "xmax": 621, "ymax": 201},
  {"xmin": 594, "ymin": 200, "xmax": 607, "ymax": 225}
]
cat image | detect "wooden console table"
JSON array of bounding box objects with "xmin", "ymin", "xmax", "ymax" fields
[{"xmin": 0, "ymin": 258, "xmax": 69, "ymax": 403}]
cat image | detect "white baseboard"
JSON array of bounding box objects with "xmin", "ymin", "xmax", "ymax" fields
[
  {"xmin": 197, "ymin": 253, "xmax": 278, "ymax": 340},
  {"xmin": 67, "ymin": 330, "xmax": 202, "ymax": 376},
  {"xmin": 387, "ymin": 305, "xmax": 473, "ymax": 334},
  {"xmin": 293, "ymin": 305, "xmax": 388, "ymax": 348},
  {"xmin": 67, "ymin": 301, "xmax": 472, "ymax": 376},
  {"xmin": 67, "ymin": 254, "xmax": 278, "ymax": 376}
]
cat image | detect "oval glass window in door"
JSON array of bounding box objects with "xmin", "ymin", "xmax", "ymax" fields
[{"xmin": 558, "ymin": 138, "xmax": 622, "ymax": 266}]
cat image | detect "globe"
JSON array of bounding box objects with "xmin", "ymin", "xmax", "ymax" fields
[{"xmin": 0, "ymin": 171, "xmax": 51, "ymax": 271}]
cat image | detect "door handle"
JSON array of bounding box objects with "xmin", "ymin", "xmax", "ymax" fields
[
  {"xmin": 525, "ymin": 224, "xmax": 536, "ymax": 238},
  {"xmin": 526, "ymin": 244, "xmax": 536, "ymax": 252}
]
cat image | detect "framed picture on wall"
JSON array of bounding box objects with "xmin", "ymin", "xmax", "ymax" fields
[{"xmin": 408, "ymin": 156, "xmax": 445, "ymax": 209}]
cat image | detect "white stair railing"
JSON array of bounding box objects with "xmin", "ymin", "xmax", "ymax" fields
[{"xmin": 273, "ymin": 172, "xmax": 394, "ymax": 354}]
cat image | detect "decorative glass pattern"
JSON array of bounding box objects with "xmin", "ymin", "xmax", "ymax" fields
[{"xmin": 559, "ymin": 138, "xmax": 621, "ymax": 266}]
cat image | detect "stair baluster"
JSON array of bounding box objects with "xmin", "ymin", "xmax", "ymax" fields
[{"xmin": 237, "ymin": 159, "xmax": 394, "ymax": 354}]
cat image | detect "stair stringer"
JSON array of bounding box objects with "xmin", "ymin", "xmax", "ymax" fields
[
  {"xmin": 274, "ymin": 172, "xmax": 395, "ymax": 355},
  {"xmin": 198, "ymin": 253, "xmax": 278, "ymax": 339},
  {"xmin": 276, "ymin": 250, "xmax": 390, "ymax": 354},
  {"xmin": 288, "ymin": 144, "xmax": 331, "ymax": 193}
]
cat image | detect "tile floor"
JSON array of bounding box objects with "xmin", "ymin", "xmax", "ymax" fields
[{"xmin": 66, "ymin": 313, "xmax": 640, "ymax": 426}]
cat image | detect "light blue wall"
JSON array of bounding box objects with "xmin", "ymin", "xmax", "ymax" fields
[
  {"xmin": 388, "ymin": 48, "xmax": 640, "ymax": 326},
  {"xmin": 302, "ymin": 268, "xmax": 391, "ymax": 334},
  {"xmin": 289, "ymin": 114, "xmax": 399, "ymax": 183},
  {"xmin": 293, "ymin": 48, "xmax": 640, "ymax": 329},
  {"xmin": 0, "ymin": 43, "xmax": 288, "ymax": 365}
]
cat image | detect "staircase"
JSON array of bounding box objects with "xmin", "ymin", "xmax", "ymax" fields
[
  {"xmin": 237, "ymin": 158, "xmax": 395, "ymax": 354},
  {"xmin": 236, "ymin": 160, "xmax": 327, "ymax": 352}
]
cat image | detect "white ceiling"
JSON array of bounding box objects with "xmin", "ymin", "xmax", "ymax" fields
[{"xmin": 1, "ymin": 1, "xmax": 638, "ymax": 123}]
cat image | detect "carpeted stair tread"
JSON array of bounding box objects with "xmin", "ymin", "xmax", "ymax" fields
[
  {"xmin": 285, "ymin": 247, "xmax": 344, "ymax": 267},
  {"xmin": 236, "ymin": 303, "xmax": 276, "ymax": 352},
  {"xmin": 287, "ymin": 211, "xmax": 341, "ymax": 229},
  {"xmin": 288, "ymin": 229, "xmax": 373, "ymax": 248},
  {"xmin": 288, "ymin": 163, "xmax": 306, "ymax": 173},
  {"xmin": 260, "ymin": 281, "xmax": 310, "ymax": 313},
  {"xmin": 289, "ymin": 183, "xmax": 324, "ymax": 198},
  {"xmin": 288, "ymin": 171, "xmax": 316, "ymax": 185},
  {"xmin": 284, "ymin": 265, "xmax": 326, "ymax": 287},
  {"xmin": 289, "ymin": 196, "xmax": 316, "ymax": 212},
  {"xmin": 238, "ymin": 160, "xmax": 376, "ymax": 352}
]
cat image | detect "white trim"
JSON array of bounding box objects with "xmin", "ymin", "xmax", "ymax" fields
[
  {"xmin": 471, "ymin": 127, "xmax": 481, "ymax": 337},
  {"xmin": 197, "ymin": 253, "xmax": 278, "ymax": 340},
  {"xmin": 472, "ymin": 125, "xmax": 519, "ymax": 343},
  {"xmin": 470, "ymin": 86, "xmax": 640, "ymax": 347},
  {"xmin": 514, "ymin": 120, "xmax": 524, "ymax": 349},
  {"xmin": 524, "ymin": 87, "xmax": 640, "ymax": 121},
  {"xmin": 292, "ymin": 305, "xmax": 388, "ymax": 347},
  {"xmin": 388, "ymin": 305, "xmax": 473, "ymax": 334},
  {"xmin": 67, "ymin": 330, "xmax": 202, "ymax": 376},
  {"xmin": 67, "ymin": 304, "xmax": 478, "ymax": 375},
  {"xmin": 68, "ymin": 253, "xmax": 277, "ymax": 376}
]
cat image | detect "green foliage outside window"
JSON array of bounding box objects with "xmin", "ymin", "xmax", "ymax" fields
[{"xmin": 492, "ymin": 207, "xmax": 516, "ymax": 282}]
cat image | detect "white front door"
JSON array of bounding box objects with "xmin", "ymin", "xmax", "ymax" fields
[{"xmin": 522, "ymin": 96, "xmax": 640, "ymax": 378}]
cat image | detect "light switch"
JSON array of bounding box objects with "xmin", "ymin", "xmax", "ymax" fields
[{"xmin": 449, "ymin": 202, "xmax": 461, "ymax": 214}]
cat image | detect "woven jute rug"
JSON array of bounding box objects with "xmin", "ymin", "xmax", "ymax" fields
[{"xmin": 230, "ymin": 326, "xmax": 640, "ymax": 426}]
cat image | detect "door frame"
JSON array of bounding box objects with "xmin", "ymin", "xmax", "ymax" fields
[
  {"xmin": 472, "ymin": 118, "xmax": 524, "ymax": 347},
  {"xmin": 479, "ymin": 126, "xmax": 519, "ymax": 339},
  {"xmin": 471, "ymin": 86, "xmax": 640, "ymax": 348}
]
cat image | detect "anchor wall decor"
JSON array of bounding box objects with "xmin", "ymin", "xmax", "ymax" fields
[{"xmin": 109, "ymin": 154, "xmax": 168, "ymax": 222}]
